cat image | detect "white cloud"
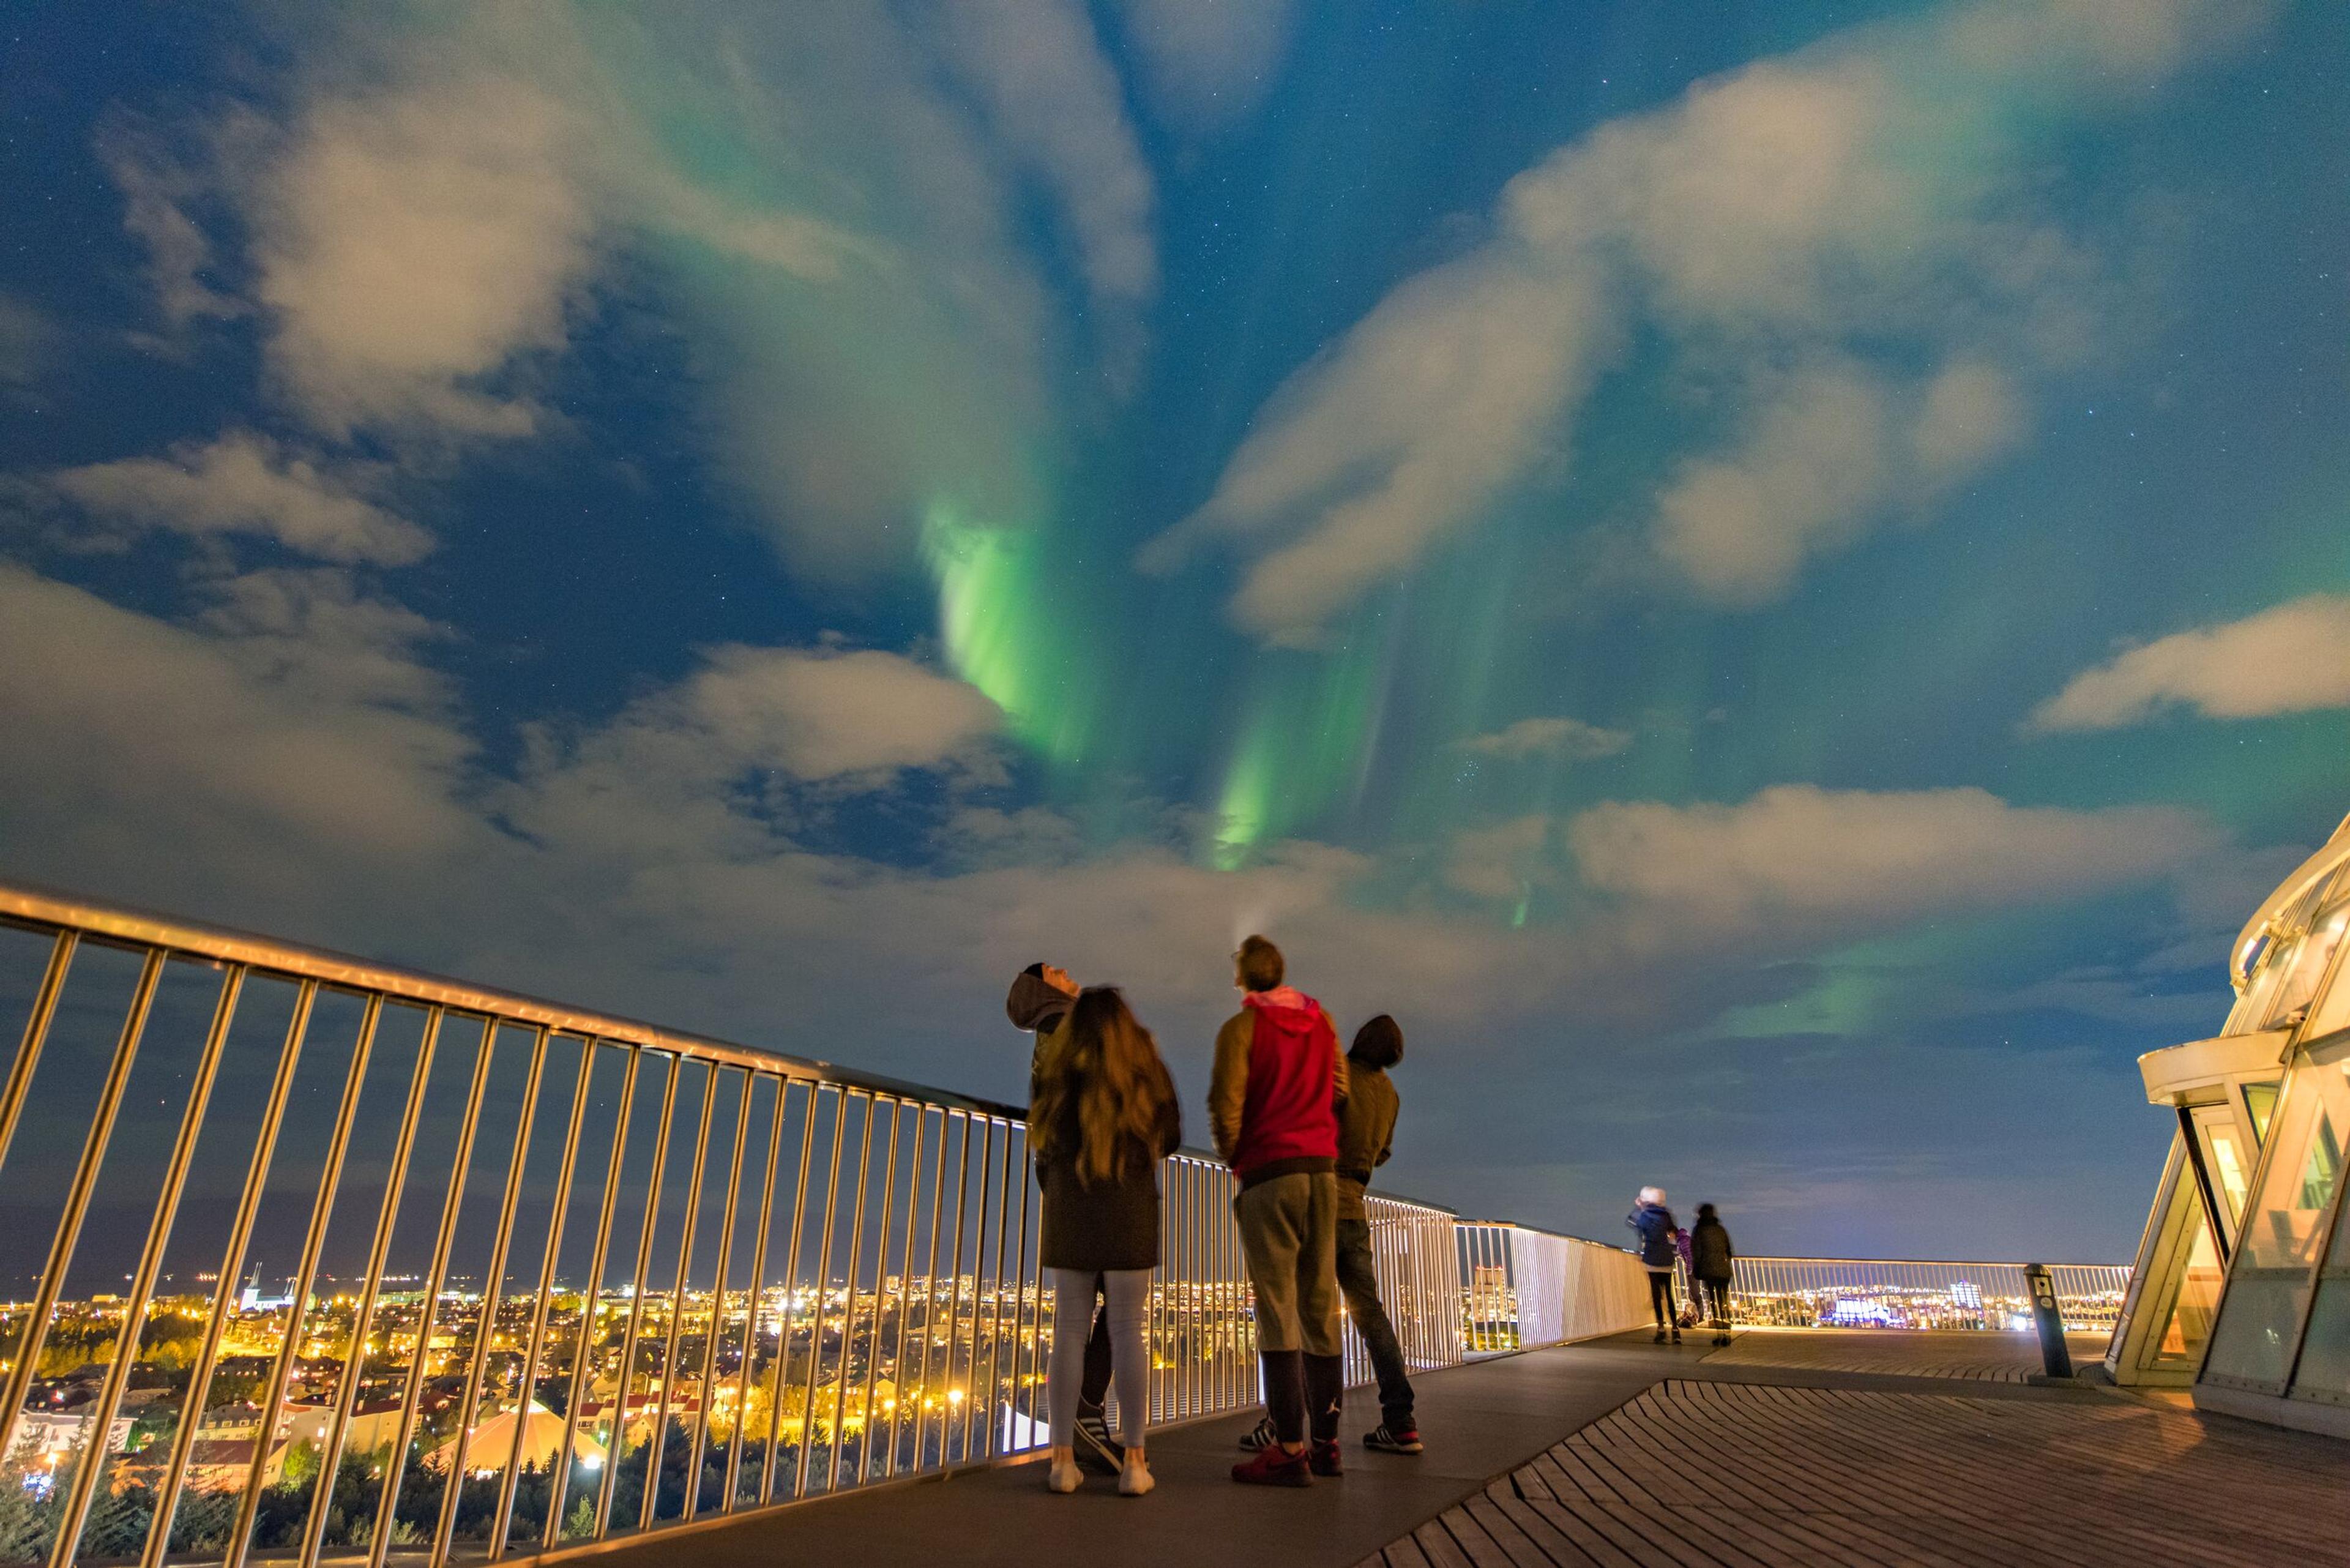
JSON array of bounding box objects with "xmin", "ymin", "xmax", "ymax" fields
[
  {"xmin": 1445, "ymin": 815, "xmax": 1552, "ymax": 902},
  {"xmin": 250, "ymin": 77, "xmax": 594, "ymax": 437},
  {"xmin": 1151, "ymin": 0, "xmax": 2261, "ymax": 643},
  {"xmin": 1569, "ymin": 783, "xmax": 2212, "ymax": 936},
  {"xmin": 1115, "ymin": 0, "xmax": 1297, "ymax": 131},
  {"xmin": 2027, "ymin": 595, "xmax": 2350, "ymax": 732},
  {"xmin": 681, "ymin": 646, "xmax": 1004, "ymax": 782},
  {"xmin": 0, "ymin": 294, "xmax": 55, "ymax": 389},
  {"xmin": 938, "ymin": 0, "xmax": 1157, "ymax": 380},
  {"xmin": 47, "ymin": 431, "xmax": 432, "ymax": 565},
  {"xmin": 97, "ymin": 116, "xmax": 244, "ymax": 333},
  {"xmin": 1459, "ymin": 716, "xmax": 1632, "ymax": 763}
]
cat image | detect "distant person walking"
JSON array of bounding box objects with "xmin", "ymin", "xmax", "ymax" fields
[
  {"xmin": 1333, "ymin": 1015, "xmax": 1421, "ymax": 1455},
  {"xmin": 1628, "ymin": 1187, "xmax": 1682, "ymax": 1344},
  {"xmin": 1213, "ymin": 935, "xmax": 1350, "ymax": 1487},
  {"xmin": 1030, "ymin": 987, "xmax": 1182, "ymax": 1496},
  {"xmin": 1008, "ymin": 963, "xmax": 1121, "ymax": 1475},
  {"xmin": 1690, "ymin": 1203, "xmax": 1736, "ymax": 1346}
]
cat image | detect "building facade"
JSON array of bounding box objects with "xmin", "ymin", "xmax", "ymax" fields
[{"xmin": 2113, "ymin": 812, "xmax": 2350, "ymax": 1435}]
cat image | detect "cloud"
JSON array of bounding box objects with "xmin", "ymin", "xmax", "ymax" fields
[
  {"xmin": 97, "ymin": 114, "xmax": 244, "ymax": 334},
  {"xmin": 1568, "ymin": 783, "xmax": 2214, "ymax": 937},
  {"xmin": 249, "ymin": 76, "xmax": 594, "ymax": 437},
  {"xmin": 937, "ymin": 0, "xmax": 1157, "ymax": 379},
  {"xmin": 1151, "ymin": 0, "xmax": 2262, "ymax": 643},
  {"xmin": 1445, "ymin": 815, "xmax": 1552, "ymax": 902},
  {"xmin": 0, "ymin": 294, "xmax": 55, "ymax": 390},
  {"xmin": 47, "ymin": 431, "xmax": 433, "ymax": 565},
  {"xmin": 1114, "ymin": 0, "xmax": 1297, "ymax": 131},
  {"xmin": 2027, "ymin": 595, "xmax": 2350, "ymax": 732},
  {"xmin": 1458, "ymin": 715, "xmax": 1632, "ymax": 763}
]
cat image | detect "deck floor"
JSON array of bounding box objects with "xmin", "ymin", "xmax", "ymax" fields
[{"xmin": 572, "ymin": 1329, "xmax": 2350, "ymax": 1568}]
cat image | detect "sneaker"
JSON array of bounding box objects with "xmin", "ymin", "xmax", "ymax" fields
[
  {"xmin": 1231, "ymin": 1444, "xmax": 1312, "ymax": 1487},
  {"xmin": 1652, "ymin": 1329, "xmax": 1669, "ymax": 1343},
  {"xmin": 1046, "ymin": 1457, "xmax": 1083, "ymax": 1493},
  {"xmin": 1117, "ymin": 1454, "xmax": 1155, "ymax": 1497},
  {"xmin": 1671, "ymin": 1329, "xmax": 1684, "ymax": 1343},
  {"xmin": 1236, "ymin": 1414, "xmax": 1278, "ymax": 1452},
  {"xmin": 1363, "ymin": 1424, "xmax": 1423, "ymax": 1455},
  {"xmin": 1308, "ymin": 1438, "xmax": 1343, "ymax": 1477},
  {"xmin": 1073, "ymin": 1410, "xmax": 1124, "ymax": 1474}
]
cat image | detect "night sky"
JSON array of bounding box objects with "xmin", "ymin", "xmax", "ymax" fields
[{"xmin": 2, "ymin": 0, "xmax": 2346, "ymax": 1261}]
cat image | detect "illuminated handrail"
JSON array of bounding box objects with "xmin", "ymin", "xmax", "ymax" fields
[
  {"xmin": 0, "ymin": 881, "xmax": 1470, "ymax": 1567},
  {"xmin": 1453, "ymin": 1222, "xmax": 1657, "ymax": 1354}
]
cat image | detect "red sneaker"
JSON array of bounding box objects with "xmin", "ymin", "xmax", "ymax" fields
[
  {"xmin": 1309, "ymin": 1438, "xmax": 1343, "ymax": 1477},
  {"xmin": 1231, "ymin": 1444, "xmax": 1312, "ymax": 1487}
]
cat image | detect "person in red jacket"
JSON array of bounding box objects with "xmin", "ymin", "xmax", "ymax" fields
[{"xmin": 1210, "ymin": 935, "xmax": 1349, "ymax": 1486}]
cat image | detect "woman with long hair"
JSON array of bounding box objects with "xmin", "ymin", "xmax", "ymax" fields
[{"xmin": 1030, "ymin": 985, "xmax": 1182, "ymax": 1495}]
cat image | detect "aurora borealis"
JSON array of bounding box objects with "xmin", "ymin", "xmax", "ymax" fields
[{"xmin": 2, "ymin": 0, "xmax": 2347, "ymax": 1258}]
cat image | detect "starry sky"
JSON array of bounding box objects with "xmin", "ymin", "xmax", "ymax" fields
[{"xmin": 2, "ymin": 0, "xmax": 2346, "ymax": 1262}]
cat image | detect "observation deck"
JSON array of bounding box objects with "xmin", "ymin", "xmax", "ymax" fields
[{"xmin": 0, "ymin": 879, "xmax": 2343, "ymax": 1568}]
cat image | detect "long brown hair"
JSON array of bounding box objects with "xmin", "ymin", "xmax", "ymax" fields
[{"xmin": 1033, "ymin": 987, "xmax": 1174, "ymax": 1187}]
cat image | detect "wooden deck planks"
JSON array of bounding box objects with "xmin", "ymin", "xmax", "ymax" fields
[{"xmin": 1376, "ymin": 1376, "xmax": 2350, "ymax": 1568}]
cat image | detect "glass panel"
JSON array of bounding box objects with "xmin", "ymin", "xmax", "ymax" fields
[
  {"xmin": 2290, "ymin": 1278, "xmax": 2350, "ymax": 1401},
  {"xmin": 2204, "ymin": 1277, "xmax": 2310, "ymax": 1386},
  {"xmin": 2273, "ymin": 905, "xmax": 2349, "ymax": 1026},
  {"xmin": 2196, "ymin": 1114, "xmax": 2253, "ymax": 1239},
  {"xmin": 2146, "ymin": 1197, "xmax": 2225, "ymax": 1371},
  {"xmin": 2244, "ymin": 1082, "xmax": 2280, "ymax": 1145},
  {"xmin": 2234, "ymin": 945, "xmax": 2290, "ymax": 1037},
  {"xmin": 2307, "ymin": 923, "xmax": 2350, "ymax": 1042},
  {"xmin": 2237, "ymin": 1041, "xmax": 2350, "ymax": 1273}
]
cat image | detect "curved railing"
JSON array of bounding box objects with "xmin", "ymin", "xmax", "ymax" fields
[
  {"xmin": 0, "ymin": 881, "xmax": 1615, "ymax": 1568},
  {"xmin": 1726, "ymin": 1257, "xmax": 2132, "ymax": 1334}
]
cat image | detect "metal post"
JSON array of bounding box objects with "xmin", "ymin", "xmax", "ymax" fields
[
  {"xmin": 297, "ymin": 1006, "xmax": 446, "ymax": 1568},
  {"xmin": 0, "ymin": 947, "xmax": 163, "ymax": 1465},
  {"xmin": 489, "ymin": 1035, "xmax": 597, "ymax": 1560},
  {"xmin": 365, "ymin": 1017, "xmax": 500, "ymax": 1568},
  {"xmin": 720, "ymin": 1075, "xmax": 783, "ymax": 1512},
  {"xmin": 591, "ymin": 1055, "xmax": 679, "ymax": 1538},
  {"xmin": 0, "ymin": 930, "xmax": 74, "ymax": 1177},
  {"xmin": 792, "ymin": 1087, "xmax": 848, "ymax": 1498},
  {"xmin": 141, "ymin": 978, "xmax": 312, "ymax": 1568},
  {"xmin": 430, "ymin": 1025, "xmax": 550, "ymax": 1568},
  {"xmin": 884, "ymin": 1107, "xmax": 924, "ymax": 1478},
  {"xmin": 48, "ymin": 963, "xmax": 243, "ymax": 1568},
  {"xmin": 943, "ymin": 1114, "xmax": 975, "ymax": 1464},
  {"xmin": 758, "ymin": 1083, "xmax": 818, "ymax": 1506},
  {"xmin": 824, "ymin": 1095, "xmax": 875, "ymax": 1491},
  {"xmin": 227, "ymin": 991, "xmax": 386, "ymax": 1568},
  {"xmin": 544, "ymin": 1045, "xmax": 638, "ymax": 1550},
  {"xmin": 640, "ymin": 1062, "xmax": 718, "ymax": 1532},
  {"xmin": 682, "ymin": 1070, "xmax": 753, "ymax": 1523},
  {"xmin": 2026, "ymin": 1263, "xmax": 2075, "ymax": 1379},
  {"xmin": 910, "ymin": 1108, "xmax": 949, "ymax": 1471},
  {"xmin": 854, "ymin": 1100, "xmax": 901, "ymax": 1483}
]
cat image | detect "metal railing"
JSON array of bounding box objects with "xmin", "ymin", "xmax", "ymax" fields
[
  {"xmin": 1455, "ymin": 1223, "xmax": 1658, "ymax": 1354},
  {"xmin": 1723, "ymin": 1258, "xmax": 2131, "ymax": 1334},
  {"xmin": 0, "ymin": 883, "xmax": 1493, "ymax": 1568}
]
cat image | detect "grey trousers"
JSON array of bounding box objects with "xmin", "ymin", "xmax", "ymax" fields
[{"xmin": 1048, "ymin": 1267, "xmax": 1151, "ymax": 1448}]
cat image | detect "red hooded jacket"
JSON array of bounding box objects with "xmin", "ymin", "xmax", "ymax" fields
[{"xmin": 1209, "ymin": 986, "xmax": 1346, "ymax": 1182}]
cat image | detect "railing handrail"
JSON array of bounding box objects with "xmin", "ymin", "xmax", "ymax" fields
[
  {"xmin": 0, "ymin": 875, "xmax": 1463, "ymax": 1215},
  {"xmin": 1730, "ymin": 1255, "xmax": 2128, "ymax": 1271}
]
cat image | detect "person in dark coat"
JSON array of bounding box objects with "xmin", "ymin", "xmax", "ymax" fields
[
  {"xmin": 1007, "ymin": 963, "xmax": 1121, "ymax": 1473},
  {"xmin": 1690, "ymin": 1203, "xmax": 1736, "ymax": 1346},
  {"xmin": 1031, "ymin": 987, "xmax": 1181, "ymax": 1496},
  {"xmin": 1627, "ymin": 1187, "xmax": 1682, "ymax": 1344}
]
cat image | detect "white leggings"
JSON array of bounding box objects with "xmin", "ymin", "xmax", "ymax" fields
[{"xmin": 1048, "ymin": 1267, "xmax": 1151, "ymax": 1449}]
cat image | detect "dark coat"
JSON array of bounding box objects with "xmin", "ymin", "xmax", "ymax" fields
[
  {"xmin": 1689, "ymin": 1216, "xmax": 1734, "ymax": 1280},
  {"xmin": 1035, "ymin": 1064, "xmax": 1182, "ymax": 1273},
  {"xmin": 1627, "ymin": 1202, "xmax": 1679, "ymax": 1269}
]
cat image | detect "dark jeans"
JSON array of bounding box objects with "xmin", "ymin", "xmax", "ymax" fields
[
  {"xmin": 1335, "ymin": 1217, "xmax": 1415, "ymax": 1428},
  {"xmin": 1647, "ymin": 1269, "xmax": 1677, "ymax": 1327},
  {"xmin": 1699, "ymin": 1275, "xmax": 1733, "ymax": 1327}
]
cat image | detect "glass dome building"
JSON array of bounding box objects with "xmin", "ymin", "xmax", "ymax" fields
[{"xmin": 2110, "ymin": 812, "xmax": 2350, "ymax": 1435}]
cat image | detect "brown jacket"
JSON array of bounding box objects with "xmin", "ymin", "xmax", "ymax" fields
[{"xmin": 1334, "ymin": 1063, "xmax": 1398, "ymax": 1222}]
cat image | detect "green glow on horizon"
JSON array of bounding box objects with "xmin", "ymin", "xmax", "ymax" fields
[{"xmin": 923, "ymin": 503, "xmax": 1090, "ymax": 764}]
